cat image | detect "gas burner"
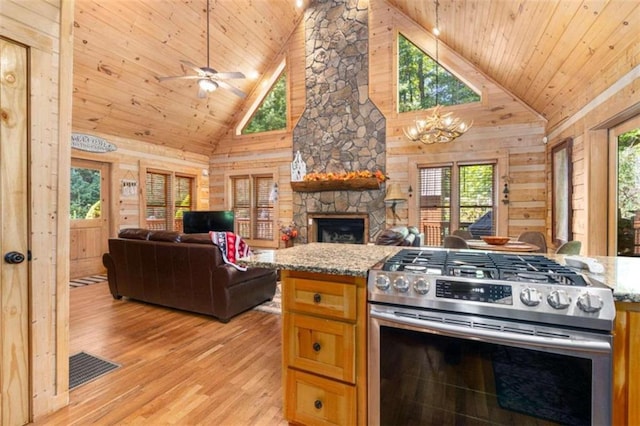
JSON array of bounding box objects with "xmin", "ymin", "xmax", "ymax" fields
[
  {"xmin": 404, "ymin": 265, "xmax": 427, "ymax": 272},
  {"xmin": 514, "ymin": 272, "xmax": 551, "ymax": 283}
]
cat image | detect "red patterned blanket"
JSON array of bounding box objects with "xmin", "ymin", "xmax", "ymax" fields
[{"xmin": 209, "ymin": 231, "xmax": 250, "ymax": 271}]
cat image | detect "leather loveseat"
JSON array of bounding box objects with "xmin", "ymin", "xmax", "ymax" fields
[
  {"xmin": 375, "ymin": 225, "xmax": 424, "ymax": 246},
  {"xmin": 102, "ymin": 228, "xmax": 277, "ymax": 322}
]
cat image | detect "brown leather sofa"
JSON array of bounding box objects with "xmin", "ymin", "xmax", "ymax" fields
[{"xmin": 102, "ymin": 228, "xmax": 277, "ymax": 322}]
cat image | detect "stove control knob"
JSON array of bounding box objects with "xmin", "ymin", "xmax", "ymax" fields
[
  {"xmin": 547, "ymin": 290, "xmax": 571, "ymax": 310},
  {"xmin": 577, "ymin": 292, "xmax": 604, "ymax": 313},
  {"xmin": 375, "ymin": 275, "xmax": 390, "ymax": 291},
  {"xmin": 413, "ymin": 278, "xmax": 430, "ymax": 295},
  {"xmin": 519, "ymin": 287, "xmax": 542, "ymax": 307},
  {"xmin": 393, "ymin": 276, "xmax": 410, "ymax": 293}
]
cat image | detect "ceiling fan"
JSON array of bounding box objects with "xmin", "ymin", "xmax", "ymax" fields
[{"xmin": 155, "ymin": 0, "xmax": 246, "ymax": 99}]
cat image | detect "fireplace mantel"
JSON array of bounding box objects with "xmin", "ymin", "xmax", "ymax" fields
[{"xmin": 291, "ymin": 177, "xmax": 381, "ymax": 192}]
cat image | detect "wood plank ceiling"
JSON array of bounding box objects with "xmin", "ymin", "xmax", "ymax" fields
[{"xmin": 72, "ymin": 0, "xmax": 640, "ymax": 154}]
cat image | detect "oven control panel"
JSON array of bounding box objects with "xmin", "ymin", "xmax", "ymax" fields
[{"xmin": 435, "ymin": 279, "xmax": 513, "ymax": 304}]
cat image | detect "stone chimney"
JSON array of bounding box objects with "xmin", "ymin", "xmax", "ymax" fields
[{"xmin": 292, "ymin": 0, "xmax": 387, "ymax": 243}]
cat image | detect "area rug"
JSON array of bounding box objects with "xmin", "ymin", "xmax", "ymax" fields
[
  {"xmin": 69, "ymin": 274, "xmax": 107, "ymax": 288},
  {"xmin": 69, "ymin": 351, "xmax": 120, "ymax": 390},
  {"xmin": 254, "ymin": 282, "xmax": 281, "ymax": 314}
]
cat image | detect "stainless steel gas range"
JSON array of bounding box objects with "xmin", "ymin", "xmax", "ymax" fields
[{"xmin": 367, "ymin": 248, "xmax": 615, "ymax": 426}]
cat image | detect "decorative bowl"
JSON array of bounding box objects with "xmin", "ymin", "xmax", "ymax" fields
[{"xmin": 482, "ymin": 236, "xmax": 510, "ymax": 245}]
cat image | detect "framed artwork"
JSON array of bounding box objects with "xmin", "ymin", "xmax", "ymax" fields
[{"xmin": 552, "ymin": 138, "xmax": 573, "ymax": 245}]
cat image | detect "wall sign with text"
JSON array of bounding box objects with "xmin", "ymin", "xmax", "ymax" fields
[{"xmin": 71, "ymin": 133, "xmax": 117, "ymax": 153}]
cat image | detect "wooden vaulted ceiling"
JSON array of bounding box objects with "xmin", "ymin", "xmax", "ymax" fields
[{"xmin": 72, "ymin": 0, "xmax": 640, "ymax": 154}]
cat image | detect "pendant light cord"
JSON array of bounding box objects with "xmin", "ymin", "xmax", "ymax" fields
[{"xmin": 435, "ymin": 0, "xmax": 439, "ymax": 106}]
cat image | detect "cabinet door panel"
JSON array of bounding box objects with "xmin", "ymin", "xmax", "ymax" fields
[
  {"xmin": 285, "ymin": 277, "xmax": 356, "ymax": 321},
  {"xmin": 286, "ymin": 369, "xmax": 356, "ymax": 426},
  {"xmin": 285, "ymin": 313, "xmax": 355, "ymax": 382}
]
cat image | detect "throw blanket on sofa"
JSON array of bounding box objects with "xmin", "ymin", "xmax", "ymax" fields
[{"xmin": 210, "ymin": 231, "xmax": 249, "ymax": 271}]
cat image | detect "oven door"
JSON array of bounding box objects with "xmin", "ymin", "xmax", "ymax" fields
[{"xmin": 368, "ymin": 304, "xmax": 613, "ymax": 426}]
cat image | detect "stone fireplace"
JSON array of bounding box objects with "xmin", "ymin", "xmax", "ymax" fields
[
  {"xmin": 309, "ymin": 213, "xmax": 368, "ymax": 244},
  {"xmin": 291, "ymin": 0, "xmax": 387, "ymax": 243}
]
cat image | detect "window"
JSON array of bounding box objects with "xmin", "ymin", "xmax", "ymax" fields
[
  {"xmin": 70, "ymin": 166, "xmax": 102, "ymax": 219},
  {"xmin": 419, "ymin": 163, "xmax": 495, "ymax": 245},
  {"xmin": 231, "ymin": 175, "xmax": 274, "ymax": 241},
  {"xmin": 398, "ymin": 34, "xmax": 480, "ymax": 113},
  {"xmin": 615, "ymin": 123, "xmax": 640, "ymax": 256},
  {"xmin": 242, "ymin": 71, "xmax": 287, "ymax": 134},
  {"xmin": 145, "ymin": 170, "xmax": 195, "ymax": 231}
]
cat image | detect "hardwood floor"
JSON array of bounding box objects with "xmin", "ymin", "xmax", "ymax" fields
[{"xmin": 32, "ymin": 282, "xmax": 287, "ymax": 425}]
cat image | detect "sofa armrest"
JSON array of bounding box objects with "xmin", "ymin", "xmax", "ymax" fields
[{"xmin": 102, "ymin": 252, "xmax": 121, "ymax": 299}]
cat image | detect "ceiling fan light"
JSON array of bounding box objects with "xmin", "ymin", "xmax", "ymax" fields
[{"xmin": 198, "ymin": 78, "xmax": 218, "ymax": 92}]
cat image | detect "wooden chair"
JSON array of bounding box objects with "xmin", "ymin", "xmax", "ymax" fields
[
  {"xmin": 517, "ymin": 231, "xmax": 547, "ymax": 253},
  {"xmin": 444, "ymin": 235, "xmax": 469, "ymax": 249},
  {"xmin": 556, "ymin": 240, "xmax": 581, "ymax": 255},
  {"xmin": 452, "ymin": 229, "xmax": 473, "ymax": 240}
]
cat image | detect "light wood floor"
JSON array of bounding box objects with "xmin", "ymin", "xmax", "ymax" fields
[{"xmin": 32, "ymin": 282, "xmax": 287, "ymax": 425}]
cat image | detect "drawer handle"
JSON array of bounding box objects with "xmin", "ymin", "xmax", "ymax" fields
[
  {"xmin": 312, "ymin": 342, "xmax": 321, "ymax": 352},
  {"xmin": 314, "ymin": 399, "xmax": 323, "ymax": 410},
  {"xmin": 313, "ymin": 293, "xmax": 322, "ymax": 303}
]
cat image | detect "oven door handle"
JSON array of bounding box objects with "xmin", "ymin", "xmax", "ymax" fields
[{"xmin": 370, "ymin": 310, "xmax": 612, "ymax": 354}]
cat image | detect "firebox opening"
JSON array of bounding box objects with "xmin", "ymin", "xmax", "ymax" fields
[{"xmin": 316, "ymin": 218, "xmax": 365, "ymax": 244}]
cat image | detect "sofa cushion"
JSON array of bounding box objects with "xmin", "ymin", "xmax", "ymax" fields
[
  {"xmin": 118, "ymin": 228, "xmax": 151, "ymax": 240},
  {"xmin": 148, "ymin": 230, "xmax": 181, "ymax": 242},
  {"xmin": 179, "ymin": 233, "xmax": 213, "ymax": 244}
]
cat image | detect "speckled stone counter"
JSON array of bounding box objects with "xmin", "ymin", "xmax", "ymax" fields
[
  {"xmin": 582, "ymin": 256, "xmax": 640, "ymax": 303},
  {"xmin": 240, "ymin": 242, "xmax": 402, "ymax": 277},
  {"xmin": 241, "ymin": 245, "xmax": 640, "ymax": 302}
]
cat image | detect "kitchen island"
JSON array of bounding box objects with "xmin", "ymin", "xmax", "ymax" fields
[
  {"xmin": 241, "ymin": 243, "xmax": 401, "ymax": 425},
  {"xmin": 240, "ymin": 244, "xmax": 640, "ymax": 426}
]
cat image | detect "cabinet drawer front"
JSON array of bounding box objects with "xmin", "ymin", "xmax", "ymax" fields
[
  {"xmin": 285, "ymin": 313, "xmax": 355, "ymax": 382},
  {"xmin": 285, "ymin": 277, "xmax": 356, "ymax": 321},
  {"xmin": 286, "ymin": 369, "xmax": 356, "ymax": 426}
]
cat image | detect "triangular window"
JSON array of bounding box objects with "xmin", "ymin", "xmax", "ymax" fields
[
  {"xmin": 398, "ymin": 34, "xmax": 480, "ymax": 113},
  {"xmin": 242, "ymin": 71, "xmax": 287, "ymax": 134}
]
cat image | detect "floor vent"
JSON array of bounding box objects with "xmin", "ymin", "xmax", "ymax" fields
[{"xmin": 69, "ymin": 351, "xmax": 120, "ymax": 390}]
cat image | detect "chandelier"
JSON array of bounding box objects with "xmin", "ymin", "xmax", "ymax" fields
[{"xmin": 404, "ymin": 1, "xmax": 472, "ymax": 145}]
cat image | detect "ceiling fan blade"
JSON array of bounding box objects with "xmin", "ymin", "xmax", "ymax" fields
[
  {"xmin": 156, "ymin": 75, "xmax": 201, "ymax": 82},
  {"xmin": 211, "ymin": 71, "xmax": 246, "ymax": 80},
  {"xmin": 216, "ymin": 80, "xmax": 247, "ymax": 98},
  {"xmin": 180, "ymin": 60, "xmax": 209, "ymax": 76}
]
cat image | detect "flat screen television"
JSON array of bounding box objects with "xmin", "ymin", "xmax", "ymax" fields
[{"xmin": 182, "ymin": 210, "xmax": 235, "ymax": 234}]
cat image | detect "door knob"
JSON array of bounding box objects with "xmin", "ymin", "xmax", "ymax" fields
[{"xmin": 4, "ymin": 251, "xmax": 25, "ymax": 264}]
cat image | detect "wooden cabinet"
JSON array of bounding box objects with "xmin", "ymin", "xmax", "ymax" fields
[
  {"xmin": 613, "ymin": 302, "xmax": 640, "ymax": 426},
  {"xmin": 282, "ymin": 270, "xmax": 367, "ymax": 425}
]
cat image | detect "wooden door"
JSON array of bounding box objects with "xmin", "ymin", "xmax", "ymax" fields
[
  {"xmin": 0, "ymin": 37, "xmax": 30, "ymax": 425},
  {"xmin": 70, "ymin": 159, "xmax": 109, "ymax": 279}
]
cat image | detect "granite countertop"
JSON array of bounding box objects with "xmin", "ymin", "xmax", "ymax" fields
[
  {"xmin": 240, "ymin": 242, "xmax": 402, "ymax": 277},
  {"xmin": 241, "ymin": 244, "xmax": 640, "ymax": 303}
]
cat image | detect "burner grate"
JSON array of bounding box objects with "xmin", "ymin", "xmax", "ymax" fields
[{"xmin": 382, "ymin": 249, "xmax": 586, "ymax": 286}]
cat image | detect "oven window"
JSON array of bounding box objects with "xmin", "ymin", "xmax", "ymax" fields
[{"xmin": 379, "ymin": 326, "xmax": 592, "ymax": 425}]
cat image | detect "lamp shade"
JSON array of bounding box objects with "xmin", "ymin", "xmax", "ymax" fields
[{"xmin": 385, "ymin": 183, "xmax": 406, "ymax": 202}]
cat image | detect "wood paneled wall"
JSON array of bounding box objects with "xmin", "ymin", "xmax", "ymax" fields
[
  {"xmin": 1, "ymin": 0, "xmax": 74, "ymax": 419},
  {"xmin": 546, "ymin": 57, "xmax": 640, "ymax": 255},
  {"xmin": 211, "ymin": 0, "xmax": 549, "ymax": 244},
  {"xmin": 71, "ymin": 133, "xmax": 211, "ymax": 235}
]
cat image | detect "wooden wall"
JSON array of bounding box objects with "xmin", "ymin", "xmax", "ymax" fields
[
  {"xmin": 1, "ymin": 0, "xmax": 74, "ymax": 418},
  {"xmin": 71, "ymin": 133, "xmax": 211, "ymax": 235},
  {"xmin": 211, "ymin": 0, "xmax": 548, "ymax": 247},
  {"xmin": 546, "ymin": 57, "xmax": 640, "ymax": 256}
]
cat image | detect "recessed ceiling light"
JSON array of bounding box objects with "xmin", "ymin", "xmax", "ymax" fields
[{"xmin": 247, "ymin": 70, "xmax": 260, "ymax": 80}]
